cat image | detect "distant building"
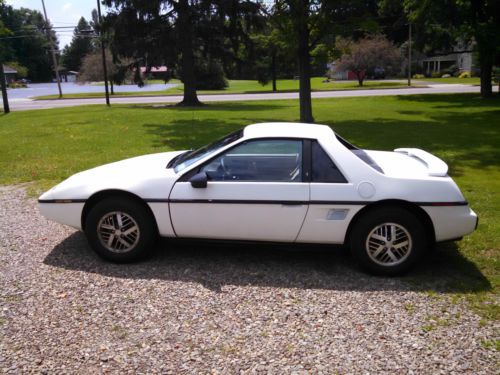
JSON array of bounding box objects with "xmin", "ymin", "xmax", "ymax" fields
[
  {"xmin": 420, "ymin": 41, "xmax": 477, "ymax": 75},
  {"xmin": 3, "ymin": 65, "xmax": 17, "ymax": 84},
  {"xmin": 140, "ymin": 66, "xmax": 168, "ymax": 80},
  {"xmin": 60, "ymin": 70, "xmax": 79, "ymax": 83}
]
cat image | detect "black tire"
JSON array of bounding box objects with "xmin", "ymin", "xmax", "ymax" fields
[
  {"xmin": 84, "ymin": 197, "xmax": 157, "ymax": 262},
  {"xmin": 350, "ymin": 206, "xmax": 428, "ymax": 275}
]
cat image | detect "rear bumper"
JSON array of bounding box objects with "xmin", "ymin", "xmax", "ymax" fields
[{"xmin": 422, "ymin": 205, "xmax": 478, "ymax": 242}]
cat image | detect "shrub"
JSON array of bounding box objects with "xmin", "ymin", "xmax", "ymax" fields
[
  {"xmin": 459, "ymin": 71, "xmax": 471, "ymax": 78},
  {"xmin": 7, "ymin": 82, "xmax": 27, "ymax": 88},
  {"xmin": 194, "ymin": 60, "xmax": 228, "ymax": 90},
  {"xmin": 413, "ymin": 74, "xmax": 425, "ymax": 79},
  {"xmin": 431, "ymin": 71, "xmax": 441, "ymax": 78}
]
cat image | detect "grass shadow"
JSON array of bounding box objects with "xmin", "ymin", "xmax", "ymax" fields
[{"xmin": 43, "ymin": 232, "xmax": 491, "ymax": 294}]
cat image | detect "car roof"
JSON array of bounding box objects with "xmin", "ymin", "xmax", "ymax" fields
[{"xmin": 243, "ymin": 122, "xmax": 335, "ymax": 140}]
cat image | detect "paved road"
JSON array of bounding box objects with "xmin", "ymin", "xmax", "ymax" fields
[{"xmin": 8, "ymin": 84, "xmax": 495, "ymax": 111}]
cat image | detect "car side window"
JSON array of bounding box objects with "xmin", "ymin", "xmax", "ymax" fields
[
  {"xmin": 312, "ymin": 141, "xmax": 347, "ymax": 183},
  {"xmin": 201, "ymin": 139, "xmax": 303, "ymax": 182}
]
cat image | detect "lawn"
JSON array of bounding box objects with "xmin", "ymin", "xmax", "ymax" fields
[
  {"xmin": 416, "ymin": 77, "xmax": 481, "ymax": 85},
  {"xmin": 34, "ymin": 78, "xmax": 411, "ymax": 99},
  {"xmin": 1, "ymin": 93, "xmax": 498, "ymax": 319}
]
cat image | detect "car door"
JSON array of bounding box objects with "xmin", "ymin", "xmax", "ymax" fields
[
  {"xmin": 296, "ymin": 140, "xmax": 363, "ymax": 244},
  {"xmin": 169, "ymin": 138, "xmax": 309, "ymax": 242}
]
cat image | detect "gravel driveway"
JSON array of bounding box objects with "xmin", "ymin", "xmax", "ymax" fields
[{"xmin": 0, "ymin": 186, "xmax": 497, "ymax": 374}]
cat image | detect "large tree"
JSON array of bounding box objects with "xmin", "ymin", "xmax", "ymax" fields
[
  {"xmin": 403, "ymin": 0, "xmax": 500, "ymax": 98},
  {"xmin": 0, "ymin": 3, "xmax": 58, "ymax": 82},
  {"xmin": 271, "ymin": 0, "xmax": 380, "ymax": 123},
  {"xmin": 61, "ymin": 17, "xmax": 94, "ymax": 72},
  {"xmin": 103, "ymin": 0, "xmax": 262, "ymax": 106}
]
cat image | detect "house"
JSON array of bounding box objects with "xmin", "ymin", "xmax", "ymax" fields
[
  {"xmin": 60, "ymin": 70, "xmax": 79, "ymax": 83},
  {"xmin": 327, "ymin": 62, "xmax": 367, "ymax": 80},
  {"xmin": 140, "ymin": 66, "xmax": 168, "ymax": 80},
  {"xmin": 421, "ymin": 51, "xmax": 475, "ymax": 75},
  {"xmin": 3, "ymin": 65, "xmax": 17, "ymax": 84},
  {"xmin": 420, "ymin": 41, "xmax": 477, "ymax": 75}
]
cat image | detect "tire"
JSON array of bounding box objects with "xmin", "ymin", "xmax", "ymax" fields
[
  {"xmin": 350, "ymin": 207, "xmax": 428, "ymax": 275},
  {"xmin": 84, "ymin": 197, "xmax": 157, "ymax": 262}
]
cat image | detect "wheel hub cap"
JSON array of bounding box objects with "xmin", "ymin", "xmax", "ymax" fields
[
  {"xmin": 365, "ymin": 223, "xmax": 412, "ymax": 266},
  {"xmin": 97, "ymin": 211, "xmax": 140, "ymax": 253}
]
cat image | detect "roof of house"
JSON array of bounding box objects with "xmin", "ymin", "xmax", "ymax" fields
[{"xmin": 3, "ymin": 65, "xmax": 17, "ymax": 74}]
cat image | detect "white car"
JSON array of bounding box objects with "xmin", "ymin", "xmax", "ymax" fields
[{"xmin": 38, "ymin": 122, "xmax": 478, "ymax": 275}]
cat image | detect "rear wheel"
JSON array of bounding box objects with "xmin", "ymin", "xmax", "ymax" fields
[
  {"xmin": 85, "ymin": 198, "xmax": 157, "ymax": 262},
  {"xmin": 350, "ymin": 207, "xmax": 428, "ymax": 275}
]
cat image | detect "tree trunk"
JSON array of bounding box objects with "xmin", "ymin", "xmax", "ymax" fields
[
  {"xmin": 477, "ymin": 37, "xmax": 493, "ymax": 98},
  {"xmin": 177, "ymin": 0, "xmax": 201, "ymax": 106},
  {"xmin": 357, "ymin": 72, "xmax": 364, "ymax": 86},
  {"xmin": 0, "ymin": 63, "xmax": 10, "ymax": 114},
  {"xmin": 479, "ymin": 58, "xmax": 493, "ymax": 98},
  {"xmin": 271, "ymin": 50, "xmax": 277, "ymax": 92},
  {"xmin": 296, "ymin": 0, "xmax": 313, "ymax": 123},
  {"xmin": 110, "ymin": 80, "xmax": 114, "ymax": 95}
]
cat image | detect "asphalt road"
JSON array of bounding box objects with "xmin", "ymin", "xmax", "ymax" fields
[{"xmin": 8, "ymin": 84, "xmax": 494, "ymax": 111}]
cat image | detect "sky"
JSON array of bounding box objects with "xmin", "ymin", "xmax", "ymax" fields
[{"xmin": 5, "ymin": 0, "xmax": 105, "ymax": 49}]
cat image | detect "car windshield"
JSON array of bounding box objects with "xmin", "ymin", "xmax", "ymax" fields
[{"xmin": 172, "ymin": 129, "xmax": 244, "ymax": 173}]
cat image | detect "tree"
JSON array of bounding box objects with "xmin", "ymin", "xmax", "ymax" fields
[
  {"xmin": 404, "ymin": 0, "xmax": 500, "ymax": 98},
  {"xmin": 0, "ymin": 9, "xmax": 11, "ymax": 113},
  {"xmin": 249, "ymin": 10, "xmax": 296, "ymax": 92},
  {"xmin": 103, "ymin": 0, "xmax": 262, "ymax": 106},
  {"xmin": 336, "ymin": 35, "xmax": 400, "ymax": 86},
  {"xmin": 271, "ymin": 0, "xmax": 380, "ymax": 123},
  {"xmin": 61, "ymin": 17, "xmax": 94, "ymax": 72},
  {"xmin": 77, "ymin": 50, "xmax": 132, "ymax": 94},
  {"xmin": 0, "ymin": 3, "xmax": 58, "ymax": 82}
]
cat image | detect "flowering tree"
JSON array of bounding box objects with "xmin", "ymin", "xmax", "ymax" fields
[{"xmin": 336, "ymin": 35, "xmax": 400, "ymax": 86}]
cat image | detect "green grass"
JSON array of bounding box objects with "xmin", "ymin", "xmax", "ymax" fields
[
  {"xmin": 1, "ymin": 93, "xmax": 499, "ymax": 319},
  {"xmin": 34, "ymin": 78, "xmax": 411, "ymax": 99},
  {"xmin": 416, "ymin": 77, "xmax": 481, "ymax": 85}
]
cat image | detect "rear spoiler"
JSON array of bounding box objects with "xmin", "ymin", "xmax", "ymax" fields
[{"xmin": 394, "ymin": 148, "xmax": 448, "ymax": 177}]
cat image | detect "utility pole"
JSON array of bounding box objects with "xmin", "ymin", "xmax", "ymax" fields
[
  {"xmin": 97, "ymin": 0, "xmax": 110, "ymax": 106},
  {"xmin": 41, "ymin": 0, "xmax": 62, "ymax": 98},
  {"xmin": 408, "ymin": 23, "xmax": 412, "ymax": 87},
  {"xmin": 0, "ymin": 63, "xmax": 10, "ymax": 114}
]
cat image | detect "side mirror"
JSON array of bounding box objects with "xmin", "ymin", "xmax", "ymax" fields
[{"xmin": 189, "ymin": 172, "xmax": 208, "ymax": 188}]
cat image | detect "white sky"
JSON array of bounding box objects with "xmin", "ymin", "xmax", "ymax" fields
[{"xmin": 5, "ymin": 0, "xmax": 107, "ymax": 49}]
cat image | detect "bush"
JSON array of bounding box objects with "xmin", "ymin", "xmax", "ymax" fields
[
  {"xmin": 7, "ymin": 82, "xmax": 27, "ymax": 88},
  {"xmin": 493, "ymin": 67, "xmax": 500, "ymax": 83},
  {"xmin": 441, "ymin": 64, "xmax": 459, "ymax": 77},
  {"xmin": 459, "ymin": 71, "xmax": 471, "ymax": 78},
  {"xmin": 194, "ymin": 60, "xmax": 228, "ymax": 90},
  {"xmin": 431, "ymin": 71, "xmax": 441, "ymax": 78},
  {"xmin": 413, "ymin": 74, "xmax": 425, "ymax": 79}
]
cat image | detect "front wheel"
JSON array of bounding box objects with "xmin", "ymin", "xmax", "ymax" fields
[
  {"xmin": 350, "ymin": 207, "xmax": 428, "ymax": 275},
  {"xmin": 85, "ymin": 198, "xmax": 157, "ymax": 262}
]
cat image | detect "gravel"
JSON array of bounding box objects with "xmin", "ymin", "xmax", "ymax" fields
[{"xmin": 0, "ymin": 185, "xmax": 498, "ymax": 374}]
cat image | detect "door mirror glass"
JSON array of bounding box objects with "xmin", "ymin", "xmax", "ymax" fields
[{"xmin": 189, "ymin": 172, "xmax": 208, "ymax": 188}]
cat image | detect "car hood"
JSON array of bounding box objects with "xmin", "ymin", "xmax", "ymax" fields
[{"xmin": 40, "ymin": 151, "xmax": 185, "ymax": 201}]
